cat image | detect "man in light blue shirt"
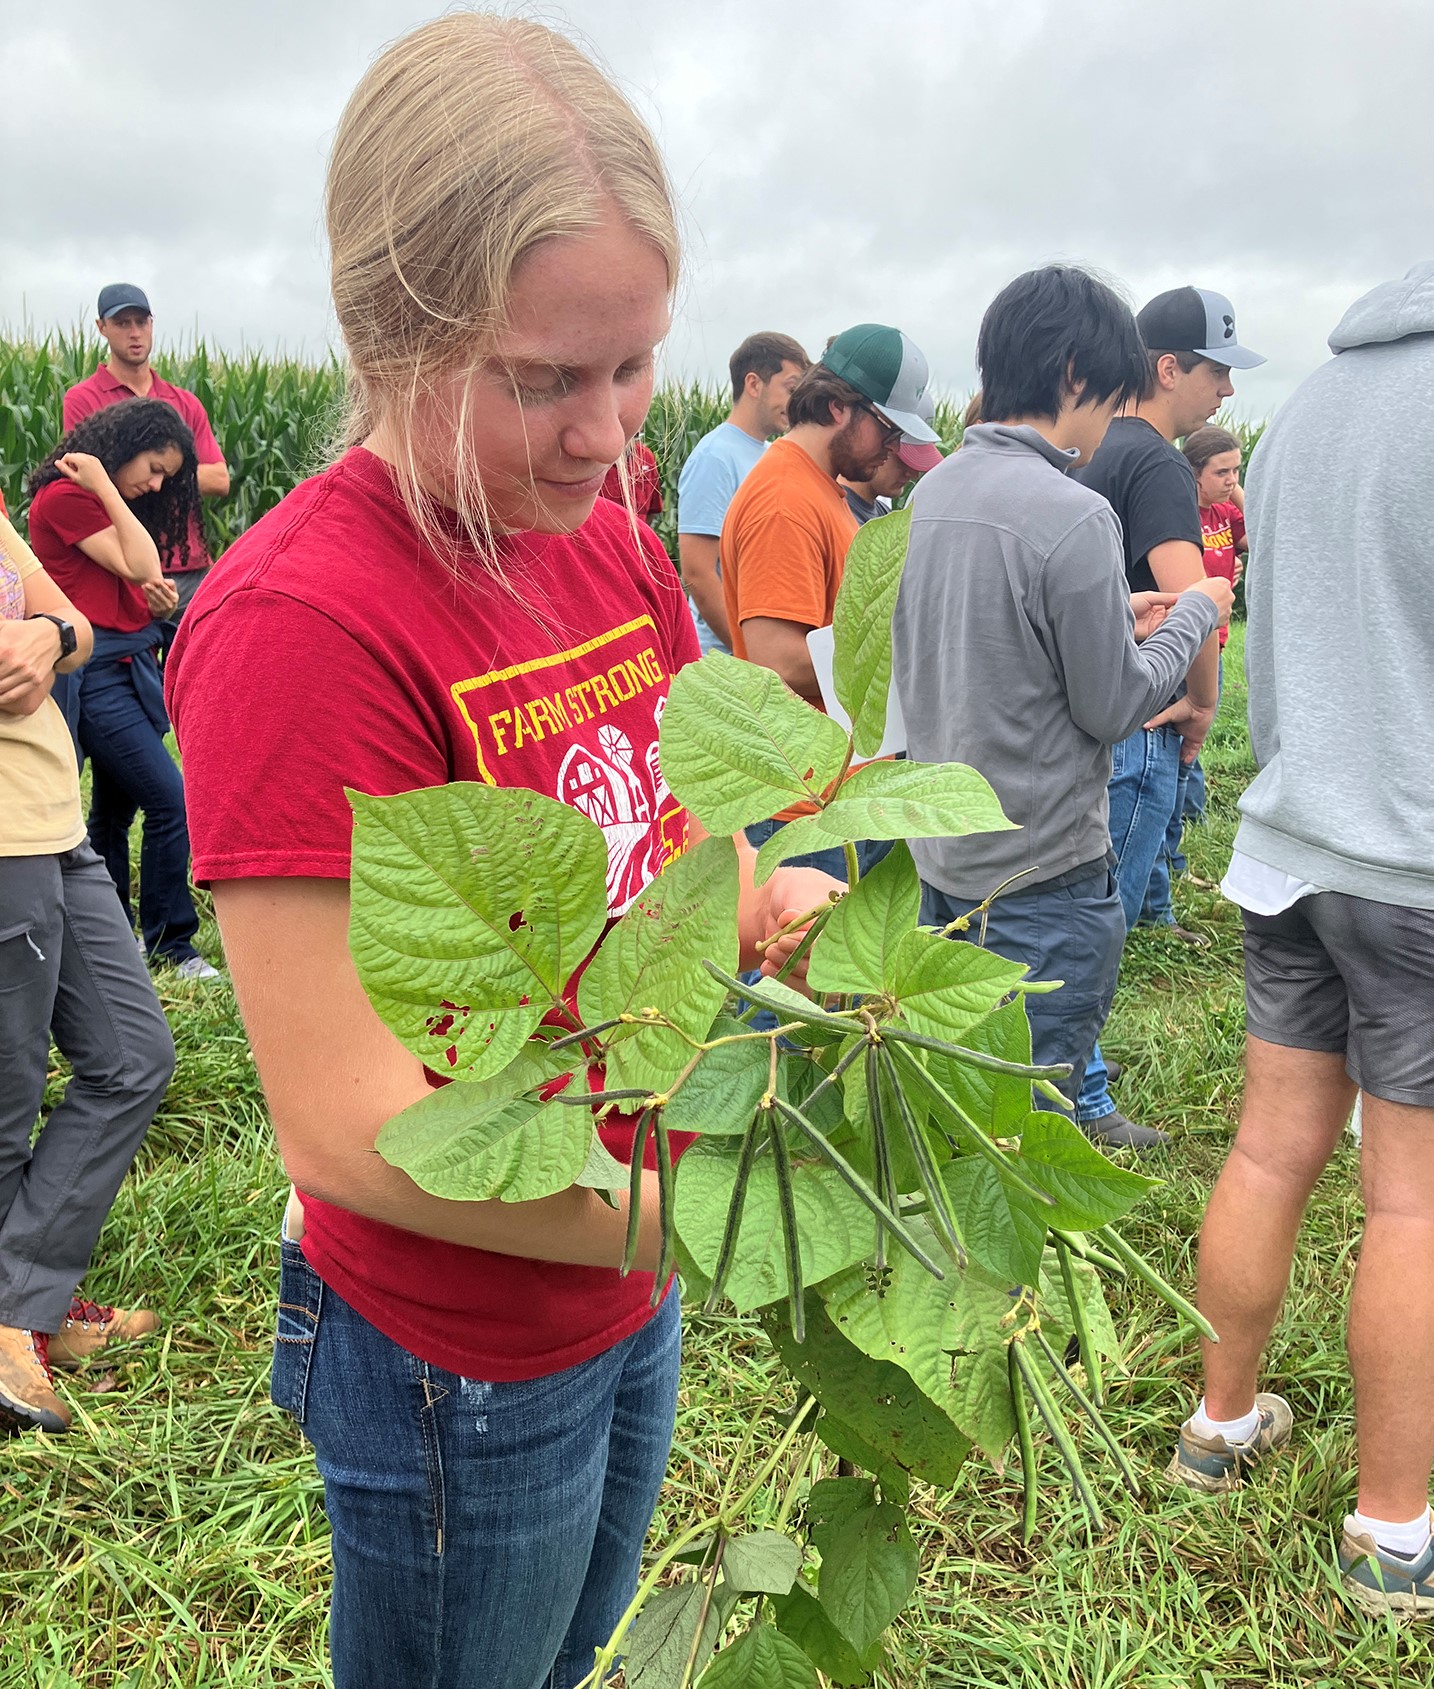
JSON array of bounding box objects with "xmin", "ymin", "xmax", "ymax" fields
[{"xmin": 677, "ymin": 332, "xmax": 808, "ymax": 653}]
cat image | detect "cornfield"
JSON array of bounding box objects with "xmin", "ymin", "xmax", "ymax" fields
[{"xmin": 0, "ymin": 332, "xmax": 1263, "ymax": 564}]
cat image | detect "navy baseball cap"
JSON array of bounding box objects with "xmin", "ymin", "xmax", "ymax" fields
[
  {"xmin": 97, "ymin": 283, "xmax": 152, "ymax": 320},
  {"xmin": 1138, "ymin": 287, "xmax": 1265, "ymax": 370}
]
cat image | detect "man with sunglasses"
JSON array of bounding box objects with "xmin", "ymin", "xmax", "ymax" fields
[{"xmin": 720, "ymin": 323, "xmax": 941, "ymax": 708}]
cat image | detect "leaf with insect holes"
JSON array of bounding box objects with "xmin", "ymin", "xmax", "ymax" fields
[{"xmin": 348, "ymin": 784, "xmax": 608, "ymax": 1081}]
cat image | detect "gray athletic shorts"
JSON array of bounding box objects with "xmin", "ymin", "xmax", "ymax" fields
[{"xmin": 1242, "ymin": 892, "xmax": 1434, "ymax": 1108}]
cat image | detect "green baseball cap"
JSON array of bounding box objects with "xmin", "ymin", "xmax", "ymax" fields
[{"xmin": 821, "ymin": 323, "xmax": 940, "ymax": 444}]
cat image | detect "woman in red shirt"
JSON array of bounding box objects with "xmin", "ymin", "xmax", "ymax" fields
[
  {"xmin": 165, "ymin": 16, "xmax": 830, "ymax": 1688},
  {"xmin": 26, "ymin": 400, "xmax": 217, "ymax": 978}
]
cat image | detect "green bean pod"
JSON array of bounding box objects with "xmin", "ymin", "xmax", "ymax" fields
[
  {"xmin": 766, "ymin": 1114, "xmax": 806, "ymax": 1342},
  {"xmin": 704, "ymin": 1112, "xmax": 763, "ymax": 1312}
]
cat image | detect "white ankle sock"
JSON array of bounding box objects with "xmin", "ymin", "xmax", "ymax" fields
[
  {"xmin": 1351, "ymin": 1508, "xmax": 1432, "ymax": 1560},
  {"xmin": 1190, "ymin": 1397, "xmax": 1260, "ymax": 1445}
]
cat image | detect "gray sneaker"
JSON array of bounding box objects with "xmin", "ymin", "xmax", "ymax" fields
[
  {"xmin": 172, "ymin": 955, "xmax": 221, "ymax": 983},
  {"xmin": 1080, "ymin": 1110, "xmax": 1170, "ymax": 1153},
  {"xmin": 1340, "ymin": 1515, "xmax": 1434, "ymax": 1620},
  {"xmin": 1166, "ymin": 1393, "xmax": 1293, "ymax": 1494}
]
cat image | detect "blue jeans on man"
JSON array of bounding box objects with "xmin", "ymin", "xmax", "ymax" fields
[
  {"xmin": 920, "ymin": 862, "xmax": 1125, "ymax": 1121},
  {"xmin": 1076, "ymin": 723, "xmax": 1182, "ymax": 1126}
]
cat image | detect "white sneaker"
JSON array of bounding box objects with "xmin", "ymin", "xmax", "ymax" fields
[{"xmin": 172, "ymin": 956, "xmax": 221, "ymax": 982}]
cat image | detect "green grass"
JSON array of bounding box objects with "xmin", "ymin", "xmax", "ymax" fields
[{"xmin": 4, "ymin": 624, "xmax": 1427, "ymax": 1688}]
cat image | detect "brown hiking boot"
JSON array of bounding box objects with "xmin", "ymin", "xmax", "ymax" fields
[
  {"xmin": 0, "ymin": 1325, "xmax": 71, "ymax": 1434},
  {"xmin": 46, "ymin": 1296, "xmax": 160, "ymax": 1370}
]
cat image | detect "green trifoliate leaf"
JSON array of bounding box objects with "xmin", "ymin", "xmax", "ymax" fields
[
  {"xmin": 579, "ymin": 835, "xmax": 739, "ymax": 1092},
  {"xmin": 752, "ymin": 759, "xmax": 1015, "ymax": 884},
  {"xmin": 674, "ymin": 1138, "xmax": 876, "ymax": 1313},
  {"xmin": 771, "ymin": 1585, "xmax": 883, "ymax": 1687},
  {"xmin": 375, "ymin": 1050, "xmax": 590, "ymax": 1202},
  {"xmin": 890, "ymin": 928, "xmax": 1029, "ymax": 1042},
  {"xmin": 763, "ymin": 1297, "xmax": 971, "ymax": 1487},
  {"xmin": 942, "ymin": 1157, "xmax": 1048, "ymax": 1287},
  {"xmin": 820, "ymin": 1230, "xmax": 1020, "ymax": 1460},
  {"xmin": 625, "ymin": 1578, "xmax": 737, "ymax": 1689},
  {"xmin": 721, "ymin": 1529, "xmax": 804, "ymax": 1596},
  {"xmin": 1014, "ymin": 1111, "xmax": 1157, "ymax": 1230},
  {"xmin": 924, "ymin": 998, "xmax": 1036, "ymax": 1137},
  {"xmin": 348, "ymin": 784, "xmax": 608, "ymax": 1079},
  {"xmin": 658, "ymin": 652, "xmax": 850, "ymax": 834},
  {"xmin": 807, "ymin": 840, "xmax": 920, "ymax": 996},
  {"xmin": 698, "ymin": 1622, "xmax": 819, "ymax": 1689},
  {"xmin": 831, "ymin": 504, "xmax": 911, "ymax": 758},
  {"xmin": 662, "ymin": 1020, "xmax": 771, "ymax": 1135},
  {"xmin": 814, "ymin": 1493, "xmax": 919, "ymax": 1657},
  {"xmin": 573, "ymin": 1130, "xmax": 631, "ymax": 1193}
]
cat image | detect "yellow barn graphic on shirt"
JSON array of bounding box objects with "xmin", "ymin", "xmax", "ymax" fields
[{"xmin": 450, "ymin": 615, "xmax": 687, "ymax": 913}]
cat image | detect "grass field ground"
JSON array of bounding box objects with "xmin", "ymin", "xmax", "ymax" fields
[{"xmin": 2, "ymin": 625, "xmax": 1428, "ymax": 1688}]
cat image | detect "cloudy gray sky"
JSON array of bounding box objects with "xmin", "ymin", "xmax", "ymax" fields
[{"xmin": 4, "ymin": 0, "xmax": 1430, "ymax": 418}]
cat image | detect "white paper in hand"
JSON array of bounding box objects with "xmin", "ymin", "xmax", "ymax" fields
[{"xmin": 805, "ymin": 625, "xmax": 906, "ymax": 764}]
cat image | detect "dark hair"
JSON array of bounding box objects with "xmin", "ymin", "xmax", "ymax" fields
[
  {"xmin": 1181, "ymin": 424, "xmax": 1242, "ymax": 473},
  {"xmin": 784, "ymin": 364, "xmax": 867, "ymax": 430},
  {"xmin": 729, "ymin": 332, "xmax": 809, "ymax": 403},
  {"xmin": 1143, "ymin": 347, "xmax": 1204, "ymax": 400},
  {"xmin": 976, "ymin": 265, "xmax": 1147, "ymax": 424},
  {"xmin": 29, "ymin": 398, "xmax": 202, "ymax": 567}
]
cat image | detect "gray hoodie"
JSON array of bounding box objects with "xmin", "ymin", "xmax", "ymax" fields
[{"xmin": 1236, "ymin": 262, "xmax": 1434, "ymax": 909}]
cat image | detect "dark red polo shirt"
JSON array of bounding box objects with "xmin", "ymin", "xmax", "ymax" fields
[{"xmin": 63, "ymin": 366, "xmax": 224, "ymax": 572}]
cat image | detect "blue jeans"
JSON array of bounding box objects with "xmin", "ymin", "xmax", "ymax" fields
[
  {"xmin": 1076, "ymin": 724, "xmax": 1182, "ymax": 1123},
  {"xmin": 1141, "ymin": 757, "xmax": 1194, "ymax": 926},
  {"xmin": 919, "ymin": 863, "xmax": 1125, "ymax": 1117},
  {"xmin": 75, "ymin": 653, "xmax": 201, "ymax": 964},
  {"xmin": 271, "ymin": 1240, "xmax": 681, "ymax": 1689}
]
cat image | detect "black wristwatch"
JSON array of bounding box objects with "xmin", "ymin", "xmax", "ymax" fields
[{"xmin": 29, "ymin": 613, "xmax": 78, "ymax": 668}]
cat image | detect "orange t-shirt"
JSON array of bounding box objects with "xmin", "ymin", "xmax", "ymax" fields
[{"xmin": 720, "ymin": 437, "xmax": 858, "ymax": 659}]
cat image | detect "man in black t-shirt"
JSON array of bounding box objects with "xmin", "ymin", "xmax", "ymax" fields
[{"xmin": 1072, "ymin": 287, "xmax": 1264, "ymax": 1137}]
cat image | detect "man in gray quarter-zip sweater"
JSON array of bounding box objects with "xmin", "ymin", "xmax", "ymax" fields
[
  {"xmin": 892, "ymin": 266, "xmax": 1231, "ymax": 1152},
  {"xmin": 1169, "ymin": 265, "xmax": 1434, "ymax": 1616}
]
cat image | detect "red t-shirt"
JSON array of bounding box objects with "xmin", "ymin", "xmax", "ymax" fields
[
  {"xmin": 26, "ymin": 480, "xmax": 151, "ymax": 633},
  {"xmin": 600, "ymin": 439, "xmax": 663, "ymax": 518},
  {"xmin": 1200, "ymin": 500, "xmax": 1246, "ymax": 648},
  {"xmin": 166, "ymin": 447, "xmax": 701, "ymax": 1382},
  {"xmin": 63, "ymin": 366, "xmax": 224, "ymax": 573}
]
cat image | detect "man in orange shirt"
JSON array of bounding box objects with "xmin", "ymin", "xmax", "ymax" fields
[{"xmin": 721, "ymin": 323, "xmax": 941, "ymax": 708}]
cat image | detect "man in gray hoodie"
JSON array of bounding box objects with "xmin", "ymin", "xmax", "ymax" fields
[
  {"xmin": 1168, "ymin": 263, "xmax": 1434, "ymax": 1618},
  {"xmin": 893, "ymin": 266, "xmax": 1231, "ymax": 1151}
]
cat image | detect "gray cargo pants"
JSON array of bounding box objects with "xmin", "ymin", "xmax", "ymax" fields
[{"xmin": 0, "ymin": 844, "xmax": 175, "ymax": 1333}]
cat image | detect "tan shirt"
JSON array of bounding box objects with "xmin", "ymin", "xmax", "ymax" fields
[{"xmin": 1, "ymin": 512, "xmax": 86, "ymax": 856}]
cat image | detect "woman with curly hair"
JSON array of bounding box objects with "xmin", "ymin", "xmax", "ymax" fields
[{"xmin": 27, "ymin": 397, "xmax": 218, "ymax": 977}]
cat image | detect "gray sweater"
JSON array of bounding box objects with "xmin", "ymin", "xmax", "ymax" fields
[
  {"xmin": 892, "ymin": 424, "xmax": 1218, "ymax": 899},
  {"xmin": 1236, "ymin": 262, "xmax": 1434, "ymax": 909}
]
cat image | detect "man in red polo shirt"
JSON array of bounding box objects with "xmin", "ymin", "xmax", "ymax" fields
[{"xmin": 63, "ymin": 284, "xmax": 230, "ymax": 626}]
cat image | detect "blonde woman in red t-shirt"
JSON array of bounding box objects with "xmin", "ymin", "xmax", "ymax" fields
[{"xmin": 166, "ymin": 17, "xmax": 833, "ymax": 1688}]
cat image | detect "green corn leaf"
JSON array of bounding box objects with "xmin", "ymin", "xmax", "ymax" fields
[
  {"xmin": 831, "ymin": 505, "xmax": 911, "ymax": 758},
  {"xmin": 806, "ymin": 840, "xmax": 920, "ymax": 996},
  {"xmin": 658, "ymin": 652, "xmax": 850, "ymax": 835},
  {"xmin": 348, "ymin": 784, "xmax": 609, "ymax": 1079},
  {"xmin": 697, "ymin": 1622, "xmax": 819, "ymax": 1689},
  {"xmin": 1014, "ymin": 1111, "xmax": 1158, "ymax": 1230},
  {"xmin": 674, "ymin": 1138, "xmax": 876, "ymax": 1313},
  {"xmin": 770, "ymin": 1586, "xmax": 883, "ymax": 1687},
  {"xmin": 813, "ymin": 1492, "xmax": 919, "ymax": 1658},
  {"xmin": 720, "ymin": 1529, "xmax": 804, "ymax": 1596},
  {"xmin": 374, "ymin": 1049, "xmax": 592, "ymax": 1201},
  {"xmin": 578, "ymin": 836, "xmax": 739, "ymax": 1093},
  {"xmin": 763, "ymin": 1297, "xmax": 971, "ymax": 1488},
  {"xmin": 752, "ymin": 759, "xmax": 1015, "ymax": 884},
  {"xmin": 889, "ymin": 928, "xmax": 1030, "ymax": 1043}
]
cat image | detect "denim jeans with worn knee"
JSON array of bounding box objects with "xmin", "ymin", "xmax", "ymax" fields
[
  {"xmin": 271, "ymin": 1241, "xmax": 681, "ymax": 1689},
  {"xmin": 919, "ymin": 863, "xmax": 1125, "ymax": 1119},
  {"xmin": 1076, "ymin": 724, "xmax": 1181, "ymax": 1123}
]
